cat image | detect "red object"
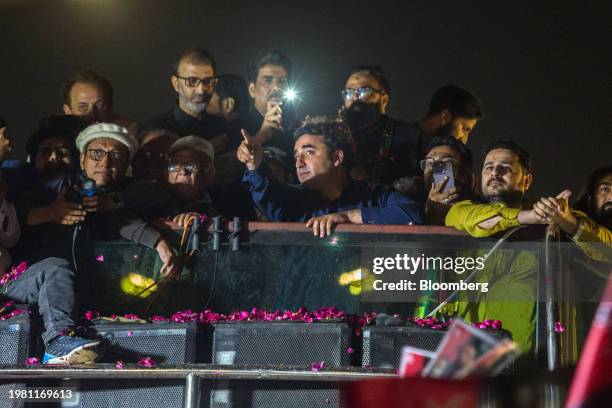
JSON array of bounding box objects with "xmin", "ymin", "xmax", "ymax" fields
[
  {"xmin": 566, "ymin": 276, "xmax": 612, "ymax": 407},
  {"xmin": 341, "ymin": 377, "xmax": 480, "ymax": 408}
]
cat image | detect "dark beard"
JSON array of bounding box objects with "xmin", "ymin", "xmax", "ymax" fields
[
  {"xmin": 344, "ymin": 101, "xmax": 383, "ymax": 134},
  {"xmin": 594, "ymin": 204, "xmax": 612, "ymax": 228},
  {"xmin": 484, "ymin": 189, "xmax": 524, "ymax": 207}
]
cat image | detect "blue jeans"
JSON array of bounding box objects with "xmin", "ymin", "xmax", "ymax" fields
[{"xmin": 2, "ymin": 257, "xmax": 76, "ymax": 344}]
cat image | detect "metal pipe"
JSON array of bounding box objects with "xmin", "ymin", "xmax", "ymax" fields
[
  {"xmin": 0, "ymin": 365, "xmax": 395, "ymax": 381},
  {"xmin": 544, "ymin": 225, "xmax": 560, "ymax": 371},
  {"xmin": 184, "ymin": 373, "xmax": 200, "ymax": 408}
]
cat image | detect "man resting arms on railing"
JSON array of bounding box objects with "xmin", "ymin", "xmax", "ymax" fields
[{"xmin": 237, "ymin": 116, "xmax": 422, "ymax": 237}]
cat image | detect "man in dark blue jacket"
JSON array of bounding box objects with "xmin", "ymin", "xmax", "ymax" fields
[{"xmin": 237, "ymin": 116, "xmax": 422, "ymax": 237}]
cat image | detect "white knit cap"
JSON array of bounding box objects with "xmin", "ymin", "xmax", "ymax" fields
[{"xmin": 76, "ymin": 123, "xmax": 138, "ymax": 160}]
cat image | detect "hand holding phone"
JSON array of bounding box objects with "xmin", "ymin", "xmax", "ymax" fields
[{"xmin": 433, "ymin": 161, "xmax": 455, "ymax": 193}]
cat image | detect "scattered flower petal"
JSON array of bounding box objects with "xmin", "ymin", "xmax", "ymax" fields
[
  {"xmin": 115, "ymin": 360, "xmax": 125, "ymax": 369},
  {"xmin": 347, "ymin": 347, "xmax": 355, "ymax": 354},
  {"xmin": 95, "ymin": 255, "xmax": 104, "ymax": 262},
  {"xmin": 137, "ymin": 357, "xmax": 156, "ymax": 367},
  {"xmin": 310, "ymin": 361, "xmax": 325, "ymax": 371},
  {"xmin": 26, "ymin": 357, "xmax": 39, "ymax": 366},
  {"xmin": 555, "ymin": 321, "xmax": 565, "ymax": 333}
]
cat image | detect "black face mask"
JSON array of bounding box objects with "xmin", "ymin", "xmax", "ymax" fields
[{"xmin": 344, "ymin": 101, "xmax": 383, "ymax": 133}]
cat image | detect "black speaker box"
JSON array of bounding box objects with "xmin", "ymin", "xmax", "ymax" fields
[
  {"xmin": 362, "ymin": 325, "xmax": 512, "ymax": 369},
  {"xmin": 207, "ymin": 380, "xmax": 340, "ymax": 408},
  {"xmin": 60, "ymin": 379, "xmax": 185, "ymax": 408},
  {"xmin": 90, "ymin": 321, "xmax": 198, "ymax": 364},
  {"xmin": 211, "ymin": 321, "xmax": 353, "ymax": 367},
  {"xmin": 0, "ymin": 310, "xmax": 36, "ymax": 408},
  {"xmin": 57, "ymin": 322, "xmax": 197, "ymax": 407},
  {"xmin": 209, "ymin": 321, "xmax": 351, "ymax": 408},
  {"xmin": 0, "ymin": 311, "xmax": 34, "ymax": 364}
]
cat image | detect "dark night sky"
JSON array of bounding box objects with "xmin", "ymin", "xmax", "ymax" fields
[{"xmin": 0, "ymin": 0, "xmax": 610, "ymax": 197}]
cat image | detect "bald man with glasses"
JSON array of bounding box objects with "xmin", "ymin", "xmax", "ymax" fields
[{"xmin": 143, "ymin": 48, "xmax": 228, "ymax": 154}]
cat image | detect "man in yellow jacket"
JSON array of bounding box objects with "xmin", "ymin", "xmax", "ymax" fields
[{"xmin": 445, "ymin": 140, "xmax": 543, "ymax": 354}]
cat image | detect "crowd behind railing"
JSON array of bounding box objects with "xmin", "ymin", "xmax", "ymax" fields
[{"xmin": 0, "ymin": 48, "xmax": 609, "ymax": 365}]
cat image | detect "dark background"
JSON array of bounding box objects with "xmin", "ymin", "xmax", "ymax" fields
[{"xmin": 0, "ymin": 0, "xmax": 610, "ymax": 196}]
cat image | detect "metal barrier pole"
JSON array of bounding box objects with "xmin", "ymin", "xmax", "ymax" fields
[
  {"xmin": 545, "ymin": 226, "xmax": 560, "ymax": 371},
  {"xmin": 184, "ymin": 372, "xmax": 201, "ymax": 408}
]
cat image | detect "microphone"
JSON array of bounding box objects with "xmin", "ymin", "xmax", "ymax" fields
[
  {"xmin": 190, "ymin": 216, "xmax": 201, "ymax": 252},
  {"xmin": 79, "ymin": 178, "xmax": 97, "ymax": 199}
]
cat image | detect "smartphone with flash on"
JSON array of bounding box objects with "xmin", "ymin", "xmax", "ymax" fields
[{"xmin": 432, "ymin": 161, "xmax": 455, "ymax": 193}]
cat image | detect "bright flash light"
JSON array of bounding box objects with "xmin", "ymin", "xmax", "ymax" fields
[{"xmin": 284, "ymin": 89, "xmax": 297, "ymax": 101}]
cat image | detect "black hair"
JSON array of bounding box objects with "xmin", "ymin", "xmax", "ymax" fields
[
  {"xmin": 483, "ymin": 140, "xmax": 532, "ymax": 173},
  {"xmin": 172, "ymin": 48, "xmax": 216, "ymax": 74},
  {"xmin": 426, "ymin": 135, "xmax": 473, "ymax": 171},
  {"xmin": 26, "ymin": 115, "xmax": 86, "ymax": 161},
  {"xmin": 61, "ymin": 69, "xmax": 114, "ymax": 107},
  {"xmin": 0, "ymin": 117, "xmax": 6, "ymax": 129},
  {"xmin": 426, "ymin": 85, "xmax": 482, "ymax": 119},
  {"xmin": 293, "ymin": 116, "xmax": 354, "ymax": 171},
  {"xmin": 343, "ymin": 65, "xmax": 390, "ymax": 94},
  {"xmin": 247, "ymin": 49, "xmax": 292, "ymax": 84},
  {"xmin": 215, "ymin": 74, "xmax": 251, "ymax": 117},
  {"xmin": 575, "ymin": 165, "xmax": 612, "ymax": 220}
]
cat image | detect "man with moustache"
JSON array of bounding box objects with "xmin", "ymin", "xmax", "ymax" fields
[
  {"xmin": 144, "ymin": 49, "xmax": 227, "ymax": 153},
  {"xmin": 242, "ymin": 49, "xmax": 296, "ymax": 155},
  {"xmin": 445, "ymin": 140, "xmax": 541, "ymax": 235},
  {"xmin": 16, "ymin": 123, "xmax": 179, "ymax": 279},
  {"xmin": 340, "ymin": 65, "xmax": 425, "ymax": 186},
  {"xmin": 444, "ymin": 140, "xmax": 542, "ymax": 353}
]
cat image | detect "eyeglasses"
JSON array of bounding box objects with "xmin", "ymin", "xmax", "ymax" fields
[
  {"xmin": 175, "ymin": 75, "xmax": 217, "ymax": 88},
  {"xmin": 167, "ymin": 161, "xmax": 203, "ymax": 173},
  {"xmin": 341, "ymin": 86, "xmax": 385, "ymax": 102},
  {"xmin": 38, "ymin": 147, "xmax": 72, "ymax": 159},
  {"xmin": 87, "ymin": 149, "xmax": 128, "ymax": 163},
  {"xmin": 419, "ymin": 158, "xmax": 460, "ymax": 171}
]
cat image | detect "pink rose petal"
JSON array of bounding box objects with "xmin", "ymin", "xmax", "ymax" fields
[
  {"xmin": 95, "ymin": 255, "xmax": 104, "ymax": 262},
  {"xmin": 137, "ymin": 357, "xmax": 156, "ymax": 367},
  {"xmin": 115, "ymin": 360, "xmax": 125, "ymax": 369},
  {"xmin": 26, "ymin": 357, "xmax": 39, "ymax": 366},
  {"xmin": 310, "ymin": 361, "xmax": 325, "ymax": 371},
  {"xmin": 554, "ymin": 321, "xmax": 565, "ymax": 333}
]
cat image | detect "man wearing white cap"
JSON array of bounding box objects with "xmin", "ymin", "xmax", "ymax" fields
[{"xmin": 73, "ymin": 123, "xmax": 179, "ymax": 278}]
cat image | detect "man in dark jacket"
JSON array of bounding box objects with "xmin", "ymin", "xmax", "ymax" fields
[
  {"xmin": 18, "ymin": 123, "xmax": 179, "ymax": 277},
  {"xmin": 143, "ymin": 49, "xmax": 227, "ymax": 154},
  {"xmin": 238, "ymin": 116, "xmax": 422, "ymax": 237},
  {"xmin": 340, "ymin": 65, "xmax": 425, "ymax": 185}
]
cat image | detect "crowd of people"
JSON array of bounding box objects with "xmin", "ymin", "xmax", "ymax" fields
[{"xmin": 0, "ymin": 48, "xmax": 609, "ymax": 365}]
